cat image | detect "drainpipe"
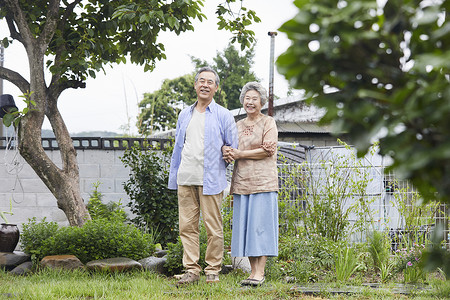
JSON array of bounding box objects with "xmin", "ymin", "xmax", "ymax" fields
[{"xmin": 268, "ymin": 32, "xmax": 277, "ymax": 117}]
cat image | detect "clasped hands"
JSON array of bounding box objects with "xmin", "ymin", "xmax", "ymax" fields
[{"xmin": 222, "ymin": 145, "xmax": 240, "ymax": 164}]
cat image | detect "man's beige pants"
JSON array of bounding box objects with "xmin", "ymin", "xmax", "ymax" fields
[{"xmin": 178, "ymin": 185, "xmax": 223, "ymax": 276}]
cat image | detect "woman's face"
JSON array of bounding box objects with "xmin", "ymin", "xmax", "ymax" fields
[{"xmin": 243, "ymin": 89, "xmax": 262, "ymax": 116}]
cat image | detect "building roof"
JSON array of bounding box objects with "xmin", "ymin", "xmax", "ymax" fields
[{"xmin": 277, "ymin": 122, "xmax": 332, "ymax": 134}]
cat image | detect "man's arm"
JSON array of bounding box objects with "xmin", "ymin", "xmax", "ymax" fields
[{"xmin": 223, "ymin": 112, "xmax": 238, "ymax": 149}]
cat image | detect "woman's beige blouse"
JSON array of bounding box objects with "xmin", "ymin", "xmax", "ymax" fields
[{"xmin": 230, "ymin": 115, "xmax": 279, "ymax": 195}]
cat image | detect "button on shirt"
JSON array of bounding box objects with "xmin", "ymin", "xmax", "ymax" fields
[{"xmin": 168, "ymin": 100, "xmax": 238, "ymax": 195}]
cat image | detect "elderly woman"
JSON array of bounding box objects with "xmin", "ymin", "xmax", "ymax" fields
[{"xmin": 223, "ymin": 82, "xmax": 278, "ymax": 287}]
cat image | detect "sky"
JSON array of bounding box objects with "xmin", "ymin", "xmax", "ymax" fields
[{"xmin": 1, "ymin": 0, "xmax": 299, "ymax": 135}]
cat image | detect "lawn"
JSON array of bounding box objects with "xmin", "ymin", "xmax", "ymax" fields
[{"xmin": 1, "ymin": 269, "xmax": 449, "ymax": 299}]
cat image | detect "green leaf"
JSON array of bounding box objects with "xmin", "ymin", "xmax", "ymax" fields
[{"xmin": 2, "ymin": 113, "xmax": 14, "ymax": 127}]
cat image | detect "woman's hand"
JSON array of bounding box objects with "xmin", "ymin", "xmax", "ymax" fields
[{"xmin": 222, "ymin": 146, "xmax": 240, "ymax": 163}]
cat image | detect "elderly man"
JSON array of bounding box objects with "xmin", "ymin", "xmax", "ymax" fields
[{"xmin": 168, "ymin": 66, "xmax": 238, "ymax": 285}]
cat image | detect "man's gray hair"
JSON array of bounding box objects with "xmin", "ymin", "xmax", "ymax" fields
[
  {"xmin": 239, "ymin": 82, "xmax": 268, "ymax": 106},
  {"xmin": 194, "ymin": 66, "xmax": 220, "ymax": 87}
]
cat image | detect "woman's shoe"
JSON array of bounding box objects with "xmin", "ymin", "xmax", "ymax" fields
[
  {"xmin": 248, "ymin": 276, "xmax": 265, "ymax": 287},
  {"xmin": 240, "ymin": 278, "xmax": 252, "ymax": 286}
]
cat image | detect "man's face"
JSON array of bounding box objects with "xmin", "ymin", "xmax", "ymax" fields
[{"xmin": 194, "ymin": 71, "xmax": 218, "ymax": 102}]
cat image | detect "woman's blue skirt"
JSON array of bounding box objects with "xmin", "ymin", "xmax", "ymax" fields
[{"xmin": 231, "ymin": 192, "xmax": 279, "ymax": 257}]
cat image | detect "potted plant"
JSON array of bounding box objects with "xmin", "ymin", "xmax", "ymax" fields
[{"xmin": 0, "ymin": 200, "xmax": 20, "ymax": 252}]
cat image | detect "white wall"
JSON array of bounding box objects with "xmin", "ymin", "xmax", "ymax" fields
[{"xmin": 0, "ymin": 148, "xmax": 131, "ymax": 228}]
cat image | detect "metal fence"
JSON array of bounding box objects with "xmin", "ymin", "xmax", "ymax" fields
[{"xmin": 227, "ymin": 144, "xmax": 449, "ymax": 250}]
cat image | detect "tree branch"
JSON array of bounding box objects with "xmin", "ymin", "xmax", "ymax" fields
[
  {"xmin": 4, "ymin": 0, "xmax": 34, "ymax": 49},
  {"xmin": 49, "ymin": 79, "xmax": 86, "ymax": 100},
  {"xmin": 37, "ymin": 0, "xmax": 60, "ymax": 48},
  {"xmin": 48, "ymin": 0, "xmax": 84, "ymax": 97},
  {"xmin": 0, "ymin": 66, "xmax": 30, "ymax": 93},
  {"xmin": 4, "ymin": 11, "xmax": 23, "ymax": 43}
]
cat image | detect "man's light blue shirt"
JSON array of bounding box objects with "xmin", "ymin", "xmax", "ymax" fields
[{"xmin": 168, "ymin": 100, "xmax": 238, "ymax": 195}]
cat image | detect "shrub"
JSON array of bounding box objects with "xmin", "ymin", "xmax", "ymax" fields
[
  {"xmin": 120, "ymin": 143, "xmax": 178, "ymax": 246},
  {"xmin": 86, "ymin": 181, "xmax": 127, "ymax": 222},
  {"xmin": 20, "ymin": 217, "xmax": 59, "ymax": 263},
  {"xmin": 20, "ymin": 218, "xmax": 155, "ymax": 264}
]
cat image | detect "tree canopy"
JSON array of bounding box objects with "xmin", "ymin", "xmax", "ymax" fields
[
  {"xmin": 277, "ymin": 0, "xmax": 449, "ymax": 205},
  {"xmin": 137, "ymin": 43, "xmax": 258, "ymax": 135}
]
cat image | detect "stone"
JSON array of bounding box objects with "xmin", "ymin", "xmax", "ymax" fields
[
  {"xmin": 154, "ymin": 249, "xmax": 167, "ymax": 258},
  {"xmin": 40, "ymin": 255, "xmax": 85, "ymax": 271},
  {"xmin": 0, "ymin": 251, "xmax": 31, "ymax": 271},
  {"xmin": 138, "ymin": 256, "xmax": 167, "ymax": 274},
  {"xmin": 231, "ymin": 256, "xmax": 251, "ymax": 273},
  {"xmin": 10, "ymin": 261, "xmax": 33, "ymax": 276},
  {"xmin": 86, "ymin": 257, "xmax": 142, "ymax": 272},
  {"xmin": 220, "ymin": 264, "xmax": 233, "ymax": 275}
]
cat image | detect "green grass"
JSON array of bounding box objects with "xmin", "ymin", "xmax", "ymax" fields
[{"xmin": 0, "ymin": 269, "xmax": 449, "ymax": 299}]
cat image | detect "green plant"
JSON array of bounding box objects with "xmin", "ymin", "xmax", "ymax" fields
[
  {"xmin": 334, "ymin": 246, "xmax": 360, "ymax": 282},
  {"xmin": 267, "ymin": 232, "xmax": 335, "ymax": 283},
  {"xmin": 403, "ymin": 261, "xmax": 425, "ymax": 283},
  {"xmin": 379, "ymin": 260, "xmax": 396, "ymax": 283},
  {"xmin": 86, "ymin": 181, "xmax": 127, "ymax": 222},
  {"xmin": 367, "ymin": 230, "xmax": 390, "ymax": 271},
  {"xmin": 280, "ymin": 140, "xmax": 378, "ymax": 241},
  {"xmin": 394, "ymin": 243, "xmax": 427, "ymax": 283},
  {"xmin": 20, "ymin": 218, "xmax": 60, "ymax": 264},
  {"xmin": 2, "ymin": 91, "xmax": 35, "ymax": 127},
  {"xmin": 0, "ymin": 199, "xmax": 14, "ymax": 223},
  {"xmin": 120, "ymin": 142, "xmax": 178, "ymax": 246},
  {"xmin": 222, "ymin": 194, "xmax": 233, "ymax": 250},
  {"xmin": 391, "ymin": 187, "xmax": 440, "ymax": 248},
  {"xmin": 277, "ymin": 154, "xmax": 307, "ymax": 236},
  {"xmin": 20, "ymin": 218, "xmax": 155, "ymax": 264}
]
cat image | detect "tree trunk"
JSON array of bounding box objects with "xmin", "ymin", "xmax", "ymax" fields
[
  {"xmin": 16, "ymin": 35, "xmax": 90, "ymax": 227},
  {"xmin": 18, "ymin": 97, "xmax": 91, "ymax": 227},
  {"xmin": 18, "ymin": 110, "xmax": 91, "ymax": 227}
]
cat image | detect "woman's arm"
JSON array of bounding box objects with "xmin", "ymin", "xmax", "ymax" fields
[{"xmin": 230, "ymin": 148, "xmax": 268, "ymax": 160}]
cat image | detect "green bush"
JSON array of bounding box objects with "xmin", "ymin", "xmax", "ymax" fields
[
  {"xmin": 20, "ymin": 217, "xmax": 59, "ymax": 263},
  {"xmin": 120, "ymin": 143, "xmax": 178, "ymax": 246},
  {"xmin": 20, "ymin": 218, "xmax": 155, "ymax": 264},
  {"xmin": 86, "ymin": 181, "xmax": 128, "ymax": 222}
]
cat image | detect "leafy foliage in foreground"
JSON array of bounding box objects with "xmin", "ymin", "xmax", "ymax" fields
[
  {"xmin": 277, "ymin": 0, "xmax": 450, "ymax": 205},
  {"xmin": 20, "ymin": 218, "xmax": 155, "ymax": 264}
]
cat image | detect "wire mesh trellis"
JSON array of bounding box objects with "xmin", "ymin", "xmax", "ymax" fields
[{"xmin": 226, "ymin": 144, "xmax": 449, "ymax": 251}]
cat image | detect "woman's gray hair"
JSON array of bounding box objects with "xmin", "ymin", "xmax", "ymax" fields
[
  {"xmin": 194, "ymin": 66, "xmax": 220, "ymax": 87},
  {"xmin": 239, "ymin": 82, "xmax": 268, "ymax": 106}
]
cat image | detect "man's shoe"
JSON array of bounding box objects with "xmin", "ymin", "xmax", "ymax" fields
[
  {"xmin": 205, "ymin": 274, "xmax": 220, "ymax": 283},
  {"xmin": 177, "ymin": 272, "xmax": 200, "ymax": 285}
]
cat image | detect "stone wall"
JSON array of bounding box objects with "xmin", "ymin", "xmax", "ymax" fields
[{"xmin": 0, "ymin": 148, "xmax": 131, "ymax": 228}]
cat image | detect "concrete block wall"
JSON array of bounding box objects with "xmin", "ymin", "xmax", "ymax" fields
[{"xmin": 0, "ymin": 148, "xmax": 131, "ymax": 229}]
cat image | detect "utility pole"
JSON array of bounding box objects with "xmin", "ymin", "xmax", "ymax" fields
[{"xmin": 267, "ymin": 32, "xmax": 277, "ymax": 116}]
